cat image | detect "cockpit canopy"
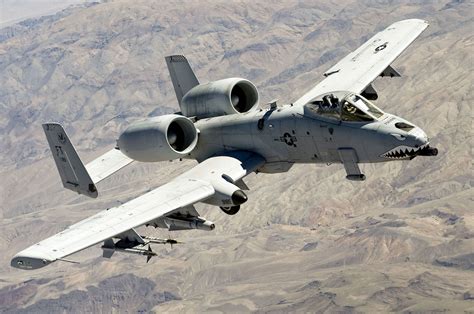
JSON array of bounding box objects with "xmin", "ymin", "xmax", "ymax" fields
[{"xmin": 304, "ymin": 91, "xmax": 384, "ymax": 122}]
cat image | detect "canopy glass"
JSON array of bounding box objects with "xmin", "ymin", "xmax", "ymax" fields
[{"xmin": 305, "ymin": 91, "xmax": 384, "ymax": 122}]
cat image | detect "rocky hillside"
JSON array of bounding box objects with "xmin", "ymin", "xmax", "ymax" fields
[{"xmin": 0, "ymin": 0, "xmax": 473, "ymax": 312}]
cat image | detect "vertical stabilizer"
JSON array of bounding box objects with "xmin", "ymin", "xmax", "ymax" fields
[
  {"xmin": 165, "ymin": 55, "xmax": 199, "ymax": 106},
  {"xmin": 42, "ymin": 123, "xmax": 98, "ymax": 198}
]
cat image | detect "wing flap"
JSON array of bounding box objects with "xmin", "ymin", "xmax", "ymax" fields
[{"xmin": 294, "ymin": 19, "xmax": 428, "ymax": 106}]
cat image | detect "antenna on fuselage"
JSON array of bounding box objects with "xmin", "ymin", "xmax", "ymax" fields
[{"xmin": 266, "ymin": 99, "xmax": 278, "ymax": 110}]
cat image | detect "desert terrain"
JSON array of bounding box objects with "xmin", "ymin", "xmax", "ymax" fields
[{"xmin": 0, "ymin": 0, "xmax": 473, "ymax": 312}]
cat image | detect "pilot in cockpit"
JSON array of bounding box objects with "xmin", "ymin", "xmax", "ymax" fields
[
  {"xmin": 322, "ymin": 94, "xmax": 339, "ymax": 109},
  {"xmin": 307, "ymin": 92, "xmax": 385, "ymax": 122}
]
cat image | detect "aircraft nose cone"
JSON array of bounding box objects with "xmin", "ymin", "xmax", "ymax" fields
[
  {"xmin": 231, "ymin": 190, "xmax": 248, "ymax": 205},
  {"xmin": 416, "ymin": 135, "xmax": 428, "ymax": 146},
  {"xmin": 409, "ymin": 126, "xmax": 428, "ymax": 147}
]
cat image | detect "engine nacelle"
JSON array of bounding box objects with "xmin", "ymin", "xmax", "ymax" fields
[
  {"xmin": 181, "ymin": 78, "xmax": 259, "ymax": 118},
  {"xmin": 117, "ymin": 114, "xmax": 198, "ymax": 162}
]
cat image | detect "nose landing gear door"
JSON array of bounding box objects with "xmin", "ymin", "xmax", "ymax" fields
[
  {"xmin": 338, "ymin": 148, "xmax": 366, "ymax": 181},
  {"xmin": 313, "ymin": 123, "xmax": 339, "ymax": 162}
]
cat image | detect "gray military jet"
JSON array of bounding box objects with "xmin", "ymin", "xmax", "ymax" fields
[{"xmin": 12, "ymin": 19, "xmax": 437, "ymax": 270}]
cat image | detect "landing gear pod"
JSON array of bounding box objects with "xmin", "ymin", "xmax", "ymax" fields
[
  {"xmin": 203, "ymin": 178, "xmax": 248, "ymax": 208},
  {"xmin": 219, "ymin": 206, "xmax": 241, "ymax": 215}
]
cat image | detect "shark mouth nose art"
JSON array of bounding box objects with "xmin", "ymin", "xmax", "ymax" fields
[{"xmin": 381, "ymin": 143, "xmax": 438, "ymax": 159}]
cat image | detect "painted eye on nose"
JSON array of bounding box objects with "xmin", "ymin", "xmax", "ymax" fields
[{"xmin": 391, "ymin": 133, "xmax": 406, "ymax": 141}]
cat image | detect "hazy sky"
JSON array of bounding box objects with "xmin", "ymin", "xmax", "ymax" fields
[{"xmin": 0, "ymin": 0, "xmax": 96, "ymax": 27}]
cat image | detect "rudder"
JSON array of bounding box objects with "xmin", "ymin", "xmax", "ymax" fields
[
  {"xmin": 42, "ymin": 123, "xmax": 98, "ymax": 198},
  {"xmin": 165, "ymin": 55, "xmax": 199, "ymax": 107}
]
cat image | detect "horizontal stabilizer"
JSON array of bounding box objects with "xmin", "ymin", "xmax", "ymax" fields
[
  {"xmin": 43, "ymin": 123, "xmax": 98, "ymax": 198},
  {"xmin": 85, "ymin": 148, "xmax": 133, "ymax": 184}
]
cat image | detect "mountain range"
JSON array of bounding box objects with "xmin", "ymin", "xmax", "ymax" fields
[{"xmin": 0, "ymin": 0, "xmax": 472, "ymax": 312}]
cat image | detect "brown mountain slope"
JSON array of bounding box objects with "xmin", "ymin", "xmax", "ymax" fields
[{"xmin": 0, "ymin": 0, "xmax": 473, "ymax": 312}]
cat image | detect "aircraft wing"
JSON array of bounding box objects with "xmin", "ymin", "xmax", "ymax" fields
[
  {"xmin": 293, "ymin": 19, "xmax": 429, "ymax": 106},
  {"xmin": 11, "ymin": 151, "xmax": 264, "ymax": 270}
]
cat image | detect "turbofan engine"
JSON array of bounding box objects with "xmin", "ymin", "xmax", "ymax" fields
[
  {"xmin": 117, "ymin": 114, "xmax": 198, "ymax": 162},
  {"xmin": 181, "ymin": 78, "xmax": 259, "ymax": 118}
]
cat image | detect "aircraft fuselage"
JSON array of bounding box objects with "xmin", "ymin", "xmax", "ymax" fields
[{"xmin": 192, "ymin": 102, "xmax": 431, "ymax": 173}]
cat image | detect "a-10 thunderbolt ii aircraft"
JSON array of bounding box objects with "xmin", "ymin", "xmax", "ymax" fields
[{"xmin": 12, "ymin": 19, "xmax": 438, "ymax": 270}]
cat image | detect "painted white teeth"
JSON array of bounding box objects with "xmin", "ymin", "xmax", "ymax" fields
[{"xmin": 381, "ymin": 143, "xmax": 429, "ymax": 159}]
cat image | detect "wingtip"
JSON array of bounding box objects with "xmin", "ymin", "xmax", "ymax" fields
[
  {"xmin": 398, "ymin": 18, "xmax": 429, "ymax": 26},
  {"xmin": 11, "ymin": 254, "xmax": 54, "ymax": 270}
]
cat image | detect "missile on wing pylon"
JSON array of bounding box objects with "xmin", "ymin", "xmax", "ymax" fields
[
  {"xmin": 101, "ymin": 239, "xmax": 157, "ymax": 262},
  {"xmin": 141, "ymin": 235, "xmax": 184, "ymax": 248}
]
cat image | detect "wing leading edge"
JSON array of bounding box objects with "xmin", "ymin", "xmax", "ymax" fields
[
  {"xmin": 294, "ymin": 19, "xmax": 429, "ymax": 106},
  {"xmin": 11, "ymin": 151, "xmax": 264, "ymax": 270}
]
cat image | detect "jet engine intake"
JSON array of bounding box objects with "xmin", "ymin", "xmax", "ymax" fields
[
  {"xmin": 118, "ymin": 114, "xmax": 198, "ymax": 162},
  {"xmin": 181, "ymin": 78, "xmax": 259, "ymax": 118}
]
